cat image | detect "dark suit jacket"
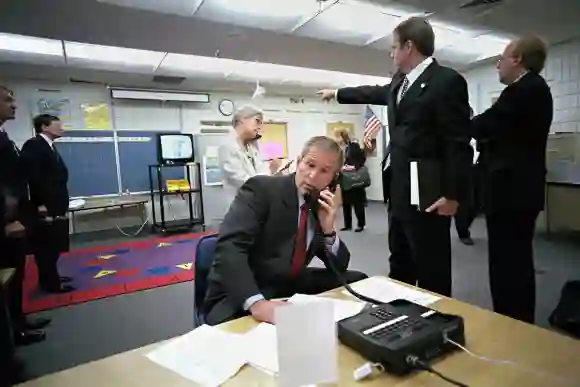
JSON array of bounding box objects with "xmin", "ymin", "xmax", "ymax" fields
[
  {"xmin": 20, "ymin": 136, "xmax": 69, "ymax": 217},
  {"xmin": 337, "ymin": 60, "xmax": 472, "ymax": 216},
  {"xmin": 0, "ymin": 131, "xmax": 30, "ymax": 224},
  {"xmin": 473, "ymin": 72, "xmax": 553, "ymax": 213},
  {"xmin": 203, "ymin": 173, "xmax": 351, "ymax": 323}
]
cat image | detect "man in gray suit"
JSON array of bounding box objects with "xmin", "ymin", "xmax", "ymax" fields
[{"xmin": 204, "ymin": 136, "xmax": 367, "ymax": 325}]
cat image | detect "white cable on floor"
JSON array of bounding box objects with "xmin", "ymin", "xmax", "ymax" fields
[
  {"xmin": 115, "ymin": 215, "xmax": 150, "ymax": 237},
  {"xmin": 444, "ymin": 335, "xmax": 578, "ymax": 386}
]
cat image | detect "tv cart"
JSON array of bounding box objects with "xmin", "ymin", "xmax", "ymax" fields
[{"xmin": 148, "ymin": 162, "xmax": 205, "ymax": 234}]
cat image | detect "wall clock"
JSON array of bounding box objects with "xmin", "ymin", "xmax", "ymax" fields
[{"xmin": 218, "ymin": 99, "xmax": 234, "ymax": 116}]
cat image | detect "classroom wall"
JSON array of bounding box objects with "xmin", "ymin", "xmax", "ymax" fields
[{"xmin": 1, "ymin": 78, "xmax": 388, "ymax": 232}]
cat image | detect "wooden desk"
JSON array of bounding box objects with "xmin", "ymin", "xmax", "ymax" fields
[{"xmin": 18, "ymin": 277, "xmax": 580, "ymax": 387}]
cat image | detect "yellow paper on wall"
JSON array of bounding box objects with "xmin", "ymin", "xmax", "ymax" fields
[{"xmin": 81, "ymin": 102, "xmax": 112, "ymax": 130}]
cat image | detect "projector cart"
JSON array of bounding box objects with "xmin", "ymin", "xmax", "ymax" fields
[{"xmin": 148, "ymin": 163, "xmax": 205, "ymax": 234}]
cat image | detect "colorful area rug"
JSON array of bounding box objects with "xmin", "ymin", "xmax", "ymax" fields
[{"xmin": 23, "ymin": 231, "xmax": 213, "ymax": 313}]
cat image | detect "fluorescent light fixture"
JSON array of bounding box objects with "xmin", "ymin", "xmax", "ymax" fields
[
  {"xmin": 195, "ymin": 0, "xmax": 320, "ymax": 32},
  {"xmin": 159, "ymin": 53, "xmax": 239, "ymax": 76},
  {"xmin": 97, "ymin": 0, "xmax": 203, "ymax": 16},
  {"xmin": 449, "ymin": 34, "xmax": 510, "ymax": 62},
  {"xmin": 110, "ymin": 88, "xmax": 210, "ymax": 102},
  {"xmin": 0, "ymin": 33, "xmax": 63, "ymax": 56},
  {"xmin": 295, "ymin": 0, "xmax": 403, "ymax": 45},
  {"xmin": 64, "ymin": 42, "xmax": 165, "ymax": 69}
]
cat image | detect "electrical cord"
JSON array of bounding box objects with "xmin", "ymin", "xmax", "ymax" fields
[
  {"xmin": 406, "ymin": 355, "xmax": 468, "ymax": 387},
  {"xmin": 443, "ymin": 333, "xmax": 578, "ymax": 386}
]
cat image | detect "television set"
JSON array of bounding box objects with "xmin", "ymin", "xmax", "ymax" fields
[{"xmin": 156, "ymin": 133, "xmax": 195, "ymax": 165}]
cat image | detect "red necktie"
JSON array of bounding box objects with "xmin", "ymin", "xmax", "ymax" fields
[{"xmin": 291, "ymin": 203, "xmax": 309, "ymax": 276}]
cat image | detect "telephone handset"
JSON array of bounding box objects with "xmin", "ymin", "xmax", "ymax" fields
[{"xmin": 305, "ymin": 174, "xmax": 340, "ymax": 212}]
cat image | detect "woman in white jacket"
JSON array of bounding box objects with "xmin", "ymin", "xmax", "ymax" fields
[{"xmin": 218, "ymin": 105, "xmax": 280, "ymax": 215}]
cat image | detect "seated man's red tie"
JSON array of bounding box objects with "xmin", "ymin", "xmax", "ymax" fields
[{"xmin": 291, "ymin": 203, "xmax": 309, "ymax": 276}]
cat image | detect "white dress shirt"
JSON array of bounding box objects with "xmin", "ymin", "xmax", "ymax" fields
[
  {"xmin": 243, "ymin": 190, "xmax": 340, "ymax": 310},
  {"xmin": 39, "ymin": 133, "xmax": 54, "ymax": 148},
  {"xmin": 398, "ymin": 57, "xmax": 434, "ymax": 103}
]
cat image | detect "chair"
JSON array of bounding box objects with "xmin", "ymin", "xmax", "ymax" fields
[{"xmin": 194, "ymin": 233, "xmax": 218, "ymax": 326}]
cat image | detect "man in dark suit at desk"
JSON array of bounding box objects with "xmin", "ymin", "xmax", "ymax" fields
[
  {"xmin": 473, "ymin": 35, "xmax": 553, "ymax": 323},
  {"xmin": 20, "ymin": 114, "xmax": 74, "ymax": 294},
  {"xmin": 0, "ymin": 86, "xmax": 50, "ymax": 346},
  {"xmin": 203, "ymin": 136, "xmax": 367, "ymax": 325},
  {"xmin": 318, "ymin": 17, "xmax": 472, "ymax": 296}
]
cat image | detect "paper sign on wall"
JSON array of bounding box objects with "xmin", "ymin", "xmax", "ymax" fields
[
  {"xmin": 261, "ymin": 141, "xmax": 284, "ymax": 160},
  {"xmin": 81, "ymin": 102, "xmax": 112, "ymax": 130}
]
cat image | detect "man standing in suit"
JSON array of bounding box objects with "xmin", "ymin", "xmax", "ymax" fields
[
  {"xmin": 204, "ymin": 136, "xmax": 367, "ymax": 325},
  {"xmin": 0, "ymin": 86, "xmax": 50, "ymax": 346},
  {"xmin": 318, "ymin": 17, "xmax": 472, "ymax": 297},
  {"xmin": 473, "ymin": 36, "xmax": 552, "ymax": 323},
  {"xmin": 20, "ymin": 114, "xmax": 74, "ymax": 293}
]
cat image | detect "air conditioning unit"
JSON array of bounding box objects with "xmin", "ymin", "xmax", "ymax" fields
[{"xmin": 109, "ymin": 88, "xmax": 210, "ymax": 103}]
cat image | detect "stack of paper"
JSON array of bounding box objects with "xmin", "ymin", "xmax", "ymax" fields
[
  {"xmin": 343, "ymin": 276, "xmax": 441, "ymax": 306},
  {"xmin": 146, "ymin": 325, "xmax": 247, "ymax": 387},
  {"xmin": 287, "ymin": 293, "xmax": 365, "ymax": 322},
  {"xmin": 243, "ymin": 322, "xmax": 279, "ymax": 375}
]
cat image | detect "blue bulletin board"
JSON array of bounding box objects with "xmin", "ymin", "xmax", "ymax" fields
[
  {"xmin": 55, "ymin": 130, "xmax": 119, "ymax": 197},
  {"xmin": 117, "ymin": 131, "xmax": 185, "ymax": 193}
]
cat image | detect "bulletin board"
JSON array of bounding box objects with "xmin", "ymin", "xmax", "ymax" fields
[
  {"xmin": 259, "ymin": 122, "xmax": 288, "ymax": 160},
  {"xmin": 326, "ymin": 122, "xmax": 355, "ymax": 139}
]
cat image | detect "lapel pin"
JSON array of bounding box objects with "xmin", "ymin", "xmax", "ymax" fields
[{"xmin": 421, "ymin": 83, "xmax": 427, "ymax": 89}]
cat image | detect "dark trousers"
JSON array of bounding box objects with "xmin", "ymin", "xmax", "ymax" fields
[
  {"xmin": 454, "ymin": 204, "xmax": 477, "ymax": 239},
  {"xmin": 342, "ymin": 188, "xmax": 366, "ymax": 229},
  {"xmin": 486, "ymin": 210, "xmax": 539, "ymax": 323},
  {"xmin": 388, "ymin": 210, "xmax": 452, "ymax": 297},
  {"xmin": 0, "ymin": 238, "xmax": 25, "ymax": 329},
  {"xmin": 32, "ymin": 220, "xmax": 67, "ymax": 291},
  {"xmin": 205, "ymin": 268, "xmax": 368, "ymax": 325}
]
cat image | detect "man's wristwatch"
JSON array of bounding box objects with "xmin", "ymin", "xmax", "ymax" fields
[{"xmin": 323, "ymin": 231, "xmax": 337, "ymax": 238}]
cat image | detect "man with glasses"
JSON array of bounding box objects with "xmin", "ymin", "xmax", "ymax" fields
[{"xmin": 473, "ymin": 35, "xmax": 552, "ymax": 323}]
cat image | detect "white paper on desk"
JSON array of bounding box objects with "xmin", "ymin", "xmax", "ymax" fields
[
  {"xmin": 68, "ymin": 198, "xmax": 86, "ymax": 210},
  {"xmin": 243, "ymin": 322, "xmax": 279, "ymax": 375},
  {"xmin": 275, "ymin": 301, "xmax": 338, "ymax": 387},
  {"xmin": 343, "ymin": 277, "xmax": 441, "ymax": 306},
  {"xmin": 410, "ymin": 161, "xmax": 419, "ymax": 205},
  {"xmin": 287, "ymin": 293, "xmax": 365, "ymax": 322},
  {"xmin": 145, "ymin": 324, "xmax": 246, "ymax": 387}
]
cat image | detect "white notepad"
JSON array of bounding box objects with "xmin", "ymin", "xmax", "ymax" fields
[
  {"xmin": 146, "ymin": 325, "xmax": 247, "ymax": 387},
  {"xmin": 287, "ymin": 293, "xmax": 365, "ymax": 322},
  {"xmin": 275, "ymin": 301, "xmax": 338, "ymax": 387},
  {"xmin": 342, "ymin": 277, "xmax": 441, "ymax": 306}
]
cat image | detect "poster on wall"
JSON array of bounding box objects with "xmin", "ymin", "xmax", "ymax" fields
[
  {"xmin": 203, "ymin": 146, "xmax": 222, "ymax": 186},
  {"xmin": 35, "ymin": 96, "xmax": 73, "ymax": 128},
  {"xmin": 81, "ymin": 102, "xmax": 112, "ymax": 130}
]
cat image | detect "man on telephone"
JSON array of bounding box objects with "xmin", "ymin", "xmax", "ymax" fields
[{"xmin": 203, "ymin": 136, "xmax": 367, "ymax": 325}]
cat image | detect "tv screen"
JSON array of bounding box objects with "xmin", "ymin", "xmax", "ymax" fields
[{"xmin": 156, "ymin": 133, "xmax": 194, "ymax": 165}]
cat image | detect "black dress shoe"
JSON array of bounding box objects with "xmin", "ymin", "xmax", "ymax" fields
[
  {"xmin": 14, "ymin": 329, "xmax": 46, "ymax": 346},
  {"xmin": 60, "ymin": 276, "xmax": 73, "ymax": 283},
  {"xmin": 24, "ymin": 317, "xmax": 51, "ymax": 330},
  {"xmin": 43, "ymin": 284, "xmax": 76, "ymax": 294},
  {"xmin": 355, "ymin": 226, "xmax": 365, "ymax": 232},
  {"xmin": 459, "ymin": 236, "xmax": 474, "ymax": 246},
  {"xmin": 340, "ymin": 227, "xmax": 352, "ymax": 231}
]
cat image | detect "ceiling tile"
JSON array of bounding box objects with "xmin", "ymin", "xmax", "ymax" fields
[
  {"xmin": 195, "ymin": 0, "xmax": 321, "ymax": 33},
  {"xmin": 97, "ymin": 0, "xmax": 203, "ymax": 16},
  {"xmin": 158, "ymin": 53, "xmax": 237, "ymax": 77},
  {"xmin": 293, "ymin": 0, "xmax": 407, "ymax": 46}
]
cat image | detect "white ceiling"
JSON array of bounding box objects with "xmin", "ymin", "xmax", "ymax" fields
[{"xmin": 0, "ymin": 0, "xmax": 579, "ymax": 92}]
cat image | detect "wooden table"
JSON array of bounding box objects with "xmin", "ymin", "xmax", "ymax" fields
[{"xmin": 18, "ymin": 277, "xmax": 580, "ymax": 387}]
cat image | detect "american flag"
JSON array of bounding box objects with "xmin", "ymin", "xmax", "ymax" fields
[{"xmin": 363, "ymin": 105, "xmax": 382, "ymax": 141}]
